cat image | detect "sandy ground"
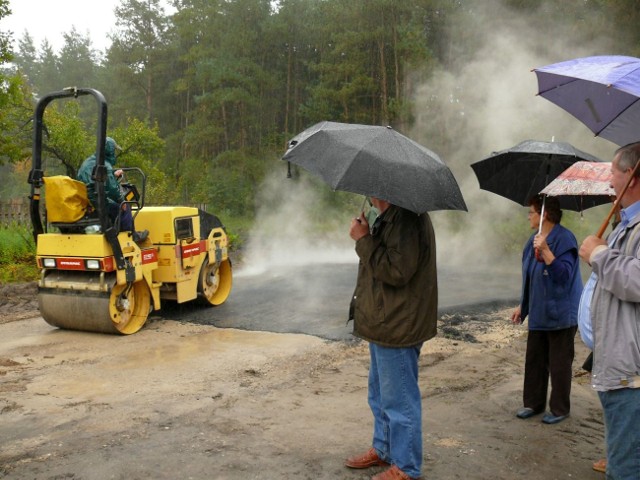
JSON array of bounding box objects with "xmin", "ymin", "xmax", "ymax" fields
[{"xmin": 0, "ymin": 282, "xmax": 606, "ymax": 480}]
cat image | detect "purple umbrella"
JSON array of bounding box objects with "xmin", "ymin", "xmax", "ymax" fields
[{"xmin": 534, "ymin": 55, "xmax": 640, "ymax": 146}]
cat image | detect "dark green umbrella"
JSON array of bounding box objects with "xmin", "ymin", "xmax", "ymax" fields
[{"xmin": 282, "ymin": 121, "xmax": 467, "ymax": 214}]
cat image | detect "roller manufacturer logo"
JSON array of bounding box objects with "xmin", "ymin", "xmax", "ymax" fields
[
  {"xmin": 59, "ymin": 260, "xmax": 82, "ymax": 267},
  {"xmin": 142, "ymin": 249, "xmax": 158, "ymax": 264},
  {"xmin": 181, "ymin": 245, "xmax": 201, "ymax": 258}
]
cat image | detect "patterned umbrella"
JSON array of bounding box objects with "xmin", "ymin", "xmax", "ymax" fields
[{"xmin": 539, "ymin": 161, "xmax": 614, "ymax": 211}]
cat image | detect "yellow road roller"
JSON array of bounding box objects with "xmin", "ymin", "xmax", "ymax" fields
[{"xmin": 28, "ymin": 88, "xmax": 232, "ymax": 334}]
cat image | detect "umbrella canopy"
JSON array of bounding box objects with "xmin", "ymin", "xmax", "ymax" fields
[
  {"xmin": 470, "ymin": 139, "xmax": 605, "ymax": 210},
  {"xmin": 282, "ymin": 121, "xmax": 467, "ymax": 214},
  {"xmin": 539, "ymin": 161, "xmax": 614, "ymax": 211},
  {"xmin": 534, "ymin": 55, "xmax": 640, "ymax": 146}
]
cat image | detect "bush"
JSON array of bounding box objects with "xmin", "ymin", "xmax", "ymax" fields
[{"xmin": 0, "ymin": 223, "xmax": 39, "ymax": 283}]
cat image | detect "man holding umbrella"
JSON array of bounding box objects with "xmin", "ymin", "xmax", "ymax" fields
[
  {"xmin": 345, "ymin": 196, "xmax": 437, "ymax": 480},
  {"xmin": 578, "ymin": 141, "xmax": 640, "ymax": 480},
  {"xmin": 282, "ymin": 121, "xmax": 465, "ymax": 479}
]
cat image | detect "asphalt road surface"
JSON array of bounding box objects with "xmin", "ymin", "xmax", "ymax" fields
[{"xmin": 161, "ymin": 262, "xmax": 521, "ymax": 341}]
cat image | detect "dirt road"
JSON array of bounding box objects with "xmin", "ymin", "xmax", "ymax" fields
[{"xmin": 0, "ymin": 281, "xmax": 605, "ymax": 479}]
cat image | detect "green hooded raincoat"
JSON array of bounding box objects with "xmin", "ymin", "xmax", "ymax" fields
[{"xmin": 77, "ymin": 137, "xmax": 124, "ymax": 209}]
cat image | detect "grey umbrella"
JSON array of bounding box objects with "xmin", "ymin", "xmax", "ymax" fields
[{"xmin": 282, "ymin": 121, "xmax": 467, "ymax": 214}]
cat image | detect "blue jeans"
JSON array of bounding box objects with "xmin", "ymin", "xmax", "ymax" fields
[
  {"xmin": 368, "ymin": 342, "xmax": 423, "ymax": 479},
  {"xmin": 598, "ymin": 388, "xmax": 640, "ymax": 480}
]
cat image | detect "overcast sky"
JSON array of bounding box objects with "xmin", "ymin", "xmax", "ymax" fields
[{"xmin": 2, "ymin": 0, "xmax": 120, "ymax": 53}]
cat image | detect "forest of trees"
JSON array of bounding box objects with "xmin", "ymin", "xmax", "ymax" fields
[{"xmin": 0, "ymin": 0, "xmax": 638, "ymax": 222}]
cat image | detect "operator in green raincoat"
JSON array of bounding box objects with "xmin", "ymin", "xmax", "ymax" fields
[{"xmin": 77, "ymin": 137, "xmax": 147, "ymax": 242}]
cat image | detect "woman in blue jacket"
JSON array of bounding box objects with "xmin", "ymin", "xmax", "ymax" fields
[{"xmin": 510, "ymin": 195, "xmax": 583, "ymax": 424}]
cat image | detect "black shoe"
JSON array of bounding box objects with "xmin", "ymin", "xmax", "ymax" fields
[
  {"xmin": 133, "ymin": 229, "xmax": 149, "ymax": 243},
  {"xmin": 542, "ymin": 412, "xmax": 568, "ymax": 424},
  {"xmin": 516, "ymin": 407, "xmax": 542, "ymax": 419}
]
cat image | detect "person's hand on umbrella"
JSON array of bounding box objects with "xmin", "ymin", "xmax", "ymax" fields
[
  {"xmin": 533, "ymin": 233, "xmax": 554, "ymax": 265},
  {"xmin": 350, "ymin": 211, "xmax": 370, "ymax": 241},
  {"xmin": 579, "ymin": 235, "xmax": 608, "ymax": 265}
]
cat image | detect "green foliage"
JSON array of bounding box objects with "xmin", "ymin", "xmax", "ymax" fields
[
  {"xmin": 0, "ymin": 0, "xmax": 33, "ymax": 167},
  {"xmin": 562, "ymin": 207, "xmax": 613, "ymax": 243},
  {"xmin": 489, "ymin": 206, "xmax": 613, "ymax": 260},
  {"xmin": 107, "ymin": 0, "xmax": 171, "ymax": 125},
  {"xmin": 0, "ymin": 160, "xmax": 31, "ymax": 199},
  {"xmin": 110, "ymin": 118, "xmax": 170, "ymax": 204},
  {"xmin": 32, "ymin": 100, "xmax": 169, "ymax": 204},
  {"xmin": 220, "ymin": 220, "xmax": 249, "ymax": 253},
  {"xmin": 494, "ymin": 215, "xmax": 531, "ymax": 257},
  {"xmin": 176, "ymin": 149, "xmax": 274, "ymax": 217},
  {"xmin": 602, "ymin": 0, "xmax": 640, "ymax": 57},
  {"xmin": 41, "ymin": 102, "xmax": 93, "ymax": 177},
  {"xmin": 2, "ymin": 0, "xmax": 639, "ymax": 262},
  {"xmin": 0, "ymin": 224, "xmax": 38, "ymax": 283},
  {"xmin": 58, "ymin": 28, "xmax": 98, "ymax": 89},
  {"xmin": 0, "ymin": 0, "xmax": 11, "ymax": 62},
  {"xmin": 35, "ymin": 41, "xmax": 62, "ymax": 95},
  {"xmin": 0, "ymin": 74, "xmax": 32, "ymax": 165}
]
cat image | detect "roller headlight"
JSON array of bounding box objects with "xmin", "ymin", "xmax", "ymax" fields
[{"xmin": 43, "ymin": 258, "xmax": 56, "ymax": 268}]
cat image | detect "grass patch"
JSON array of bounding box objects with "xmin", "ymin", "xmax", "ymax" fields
[
  {"xmin": 221, "ymin": 215, "xmax": 253, "ymax": 252},
  {"xmin": 0, "ymin": 224, "xmax": 39, "ymax": 284}
]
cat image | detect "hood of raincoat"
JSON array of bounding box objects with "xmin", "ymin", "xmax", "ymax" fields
[{"xmin": 104, "ymin": 137, "xmax": 120, "ymax": 166}]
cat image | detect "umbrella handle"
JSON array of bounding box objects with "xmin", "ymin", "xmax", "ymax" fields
[
  {"xmin": 595, "ymin": 160, "xmax": 640, "ymax": 238},
  {"xmin": 596, "ymin": 202, "xmax": 621, "ymax": 238},
  {"xmin": 535, "ymin": 248, "xmax": 543, "ymax": 262},
  {"xmin": 535, "ymin": 196, "xmax": 546, "ymax": 262},
  {"xmin": 538, "ymin": 197, "xmax": 546, "ymax": 234}
]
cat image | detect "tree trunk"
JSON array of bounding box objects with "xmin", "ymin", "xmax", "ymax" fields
[
  {"xmin": 146, "ymin": 71, "xmax": 153, "ymax": 124},
  {"xmin": 221, "ymin": 104, "xmax": 229, "ymax": 151},
  {"xmin": 378, "ymin": 37, "xmax": 389, "ymax": 125},
  {"xmin": 284, "ymin": 43, "xmax": 293, "ymax": 137}
]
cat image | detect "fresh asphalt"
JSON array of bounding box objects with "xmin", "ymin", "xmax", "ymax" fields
[{"xmin": 161, "ymin": 262, "xmax": 521, "ymax": 341}]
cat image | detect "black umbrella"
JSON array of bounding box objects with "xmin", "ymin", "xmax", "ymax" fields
[
  {"xmin": 282, "ymin": 121, "xmax": 467, "ymax": 214},
  {"xmin": 470, "ymin": 139, "xmax": 606, "ymax": 211}
]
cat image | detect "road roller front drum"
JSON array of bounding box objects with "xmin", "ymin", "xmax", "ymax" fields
[{"xmin": 38, "ymin": 271, "xmax": 151, "ymax": 334}]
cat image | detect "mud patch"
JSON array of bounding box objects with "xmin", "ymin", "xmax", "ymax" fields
[
  {"xmin": 0, "ymin": 298, "xmax": 603, "ymax": 480},
  {"xmin": 0, "ymin": 357, "xmax": 22, "ymax": 367},
  {"xmin": 0, "ymin": 282, "xmax": 39, "ymax": 325}
]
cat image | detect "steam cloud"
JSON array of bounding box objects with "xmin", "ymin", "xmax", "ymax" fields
[{"xmin": 241, "ymin": 0, "xmax": 618, "ymax": 279}]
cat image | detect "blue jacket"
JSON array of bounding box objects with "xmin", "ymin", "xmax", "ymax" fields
[{"xmin": 520, "ymin": 224, "xmax": 583, "ymax": 330}]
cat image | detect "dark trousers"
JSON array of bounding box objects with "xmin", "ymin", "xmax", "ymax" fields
[
  {"xmin": 108, "ymin": 203, "xmax": 133, "ymax": 232},
  {"xmin": 523, "ymin": 326, "xmax": 577, "ymax": 416}
]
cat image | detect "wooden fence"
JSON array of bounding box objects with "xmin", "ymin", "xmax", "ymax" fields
[{"xmin": 0, "ymin": 199, "xmax": 31, "ymax": 227}]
